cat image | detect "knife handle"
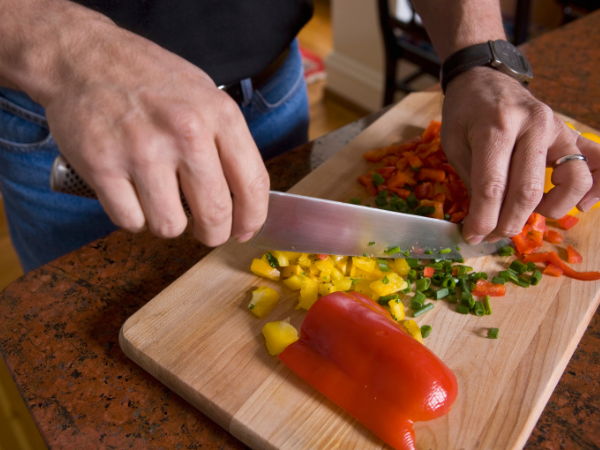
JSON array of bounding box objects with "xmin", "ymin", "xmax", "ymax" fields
[{"xmin": 50, "ymin": 154, "xmax": 192, "ymax": 216}]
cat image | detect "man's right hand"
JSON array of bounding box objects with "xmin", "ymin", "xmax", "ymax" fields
[{"xmin": 0, "ymin": 0, "xmax": 270, "ymax": 246}]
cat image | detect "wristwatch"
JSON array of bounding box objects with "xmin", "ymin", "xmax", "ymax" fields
[{"xmin": 440, "ymin": 40, "xmax": 533, "ymax": 94}]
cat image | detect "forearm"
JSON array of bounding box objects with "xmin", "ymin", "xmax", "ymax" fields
[
  {"xmin": 410, "ymin": 0, "xmax": 506, "ymax": 60},
  {"xmin": 0, "ymin": 0, "xmax": 116, "ymax": 105}
]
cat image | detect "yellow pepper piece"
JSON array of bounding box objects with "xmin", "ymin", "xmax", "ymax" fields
[
  {"xmin": 335, "ymin": 256, "xmax": 349, "ymax": 275},
  {"xmin": 333, "ymin": 276, "xmax": 354, "ymax": 291},
  {"xmin": 329, "ymin": 267, "xmax": 344, "ymax": 282},
  {"xmin": 281, "ymin": 264, "xmax": 303, "ymax": 278},
  {"xmin": 388, "ymin": 300, "xmax": 405, "ymax": 322},
  {"xmin": 308, "ymin": 264, "xmax": 320, "ymax": 276},
  {"xmin": 402, "ymin": 319, "xmax": 424, "ymax": 344},
  {"xmin": 350, "ymin": 266, "xmax": 379, "ymax": 281},
  {"xmin": 251, "ymin": 258, "xmax": 280, "ymax": 281},
  {"xmin": 297, "ymin": 253, "xmax": 312, "ymax": 267},
  {"xmin": 248, "ymin": 286, "xmax": 280, "ymax": 318},
  {"xmin": 351, "ymin": 279, "xmax": 380, "ymax": 301},
  {"xmin": 314, "ymin": 257, "xmax": 335, "ymax": 273},
  {"xmin": 393, "ymin": 258, "xmax": 410, "ymax": 277},
  {"xmin": 318, "ymin": 282, "xmax": 337, "ymax": 296},
  {"xmin": 262, "ymin": 318, "xmax": 299, "ymax": 356},
  {"xmin": 271, "ymin": 251, "xmax": 290, "ymax": 267},
  {"xmin": 370, "ymin": 272, "xmax": 407, "ymax": 296},
  {"xmin": 297, "ymin": 277, "xmax": 319, "ymax": 310},
  {"xmin": 582, "ymin": 131, "xmax": 600, "ymax": 144},
  {"xmin": 352, "ymin": 256, "xmax": 376, "ymax": 273},
  {"xmin": 284, "ymin": 252, "xmax": 301, "ymax": 263},
  {"xmin": 283, "ymin": 274, "xmax": 304, "ymax": 291}
]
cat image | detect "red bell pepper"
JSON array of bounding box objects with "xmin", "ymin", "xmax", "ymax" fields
[
  {"xmin": 317, "ymin": 254, "xmax": 329, "ymax": 261},
  {"xmin": 472, "ymin": 278, "xmax": 506, "ymax": 297},
  {"xmin": 556, "ymin": 214, "xmax": 580, "ymax": 230},
  {"xmin": 522, "ymin": 252, "xmax": 600, "ymax": 281},
  {"xmin": 544, "ymin": 230, "xmax": 563, "ymax": 244},
  {"xmin": 543, "ymin": 264, "xmax": 564, "ymax": 277},
  {"xmin": 423, "ymin": 266, "xmax": 435, "ymax": 278},
  {"xmin": 278, "ymin": 292, "xmax": 458, "ymax": 450},
  {"xmin": 566, "ymin": 245, "xmax": 583, "ymax": 264},
  {"xmin": 511, "ymin": 233, "xmax": 541, "ymax": 255},
  {"xmin": 422, "ymin": 120, "xmax": 441, "ymax": 143}
]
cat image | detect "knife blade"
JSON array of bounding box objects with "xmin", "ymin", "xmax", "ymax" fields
[{"xmin": 251, "ymin": 191, "xmax": 511, "ymax": 260}]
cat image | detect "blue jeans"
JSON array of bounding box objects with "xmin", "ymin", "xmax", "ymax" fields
[{"xmin": 0, "ymin": 39, "xmax": 309, "ymax": 273}]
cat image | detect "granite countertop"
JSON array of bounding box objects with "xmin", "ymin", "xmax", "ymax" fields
[{"xmin": 1, "ymin": 11, "xmax": 600, "ymax": 450}]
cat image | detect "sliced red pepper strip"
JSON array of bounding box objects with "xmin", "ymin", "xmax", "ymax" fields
[
  {"xmin": 472, "ymin": 278, "xmax": 506, "ymax": 297},
  {"xmin": 511, "ymin": 233, "xmax": 541, "ymax": 255},
  {"xmin": 566, "ymin": 245, "xmax": 583, "ymax": 264},
  {"xmin": 418, "ymin": 168, "xmax": 446, "ymax": 183},
  {"xmin": 522, "ymin": 252, "xmax": 600, "ymax": 281},
  {"xmin": 556, "ymin": 214, "xmax": 580, "ymax": 230},
  {"xmin": 278, "ymin": 292, "xmax": 458, "ymax": 450},
  {"xmin": 544, "ymin": 230, "xmax": 563, "ymax": 244},
  {"xmin": 543, "ymin": 264, "xmax": 564, "ymax": 277},
  {"xmin": 422, "ymin": 120, "xmax": 441, "ymax": 143}
]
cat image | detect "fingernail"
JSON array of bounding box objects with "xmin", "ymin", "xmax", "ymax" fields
[
  {"xmin": 464, "ymin": 235, "xmax": 485, "ymax": 245},
  {"xmin": 579, "ymin": 197, "xmax": 599, "ymax": 212},
  {"xmin": 235, "ymin": 232, "xmax": 254, "ymax": 243}
]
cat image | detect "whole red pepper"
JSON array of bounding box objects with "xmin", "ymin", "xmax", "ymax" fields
[{"xmin": 278, "ymin": 291, "xmax": 458, "ymax": 450}]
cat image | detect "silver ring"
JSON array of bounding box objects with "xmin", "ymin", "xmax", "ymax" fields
[{"xmin": 553, "ymin": 154, "xmax": 588, "ymax": 169}]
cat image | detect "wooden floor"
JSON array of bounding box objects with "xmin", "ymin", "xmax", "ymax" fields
[{"xmin": 0, "ymin": 2, "xmax": 362, "ymax": 449}]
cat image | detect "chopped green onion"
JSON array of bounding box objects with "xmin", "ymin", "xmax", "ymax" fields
[
  {"xmin": 526, "ymin": 261, "xmax": 537, "ymax": 272},
  {"xmin": 377, "ymin": 259, "xmax": 390, "ymax": 272},
  {"xmin": 435, "ymin": 288, "xmax": 450, "ymax": 300},
  {"xmin": 372, "ymin": 172, "xmax": 385, "ymax": 187},
  {"xmin": 456, "ymin": 265, "xmax": 468, "ymax": 276},
  {"xmin": 440, "ymin": 248, "xmax": 451, "ymax": 254},
  {"xmin": 459, "ymin": 277, "xmax": 470, "ymax": 294},
  {"xmin": 415, "ymin": 206, "xmax": 436, "ymax": 216},
  {"xmin": 444, "ymin": 214, "xmax": 452, "ymax": 221},
  {"xmin": 386, "ymin": 246, "xmax": 401, "ymax": 255},
  {"xmin": 457, "ymin": 304, "xmax": 470, "ymax": 314},
  {"xmin": 423, "ymin": 288, "xmax": 436, "ymax": 299},
  {"xmin": 515, "ymin": 276, "xmax": 530, "ymax": 288},
  {"xmin": 420, "ymin": 325, "xmax": 432, "ymax": 338},
  {"xmin": 424, "ymin": 249, "xmax": 433, "ymax": 255},
  {"xmin": 488, "ymin": 327, "xmax": 499, "ymax": 339},
  {"xmin": 442, "ymin": 276, "xmax": 457, "ymax": 289},
  {"xmin": 453, "ymin": 256, "xmax": 465, "ymax": 263},
  {"xmin": 483, "ymin": 295, "xmax": 492, "ymax": 315},
  {"xmin": 363, "ymin": 253, "xmax": 368, "ymax": 257},
  {"xmin": 375, "ymin": 190, "xmax": 389, "ymax": 207},
  {"xmin": 349, "ymin": 198, "xmax": 361, "ymax": 205},
  {"xmin": 456, "ymin": 246, "xmax": 461, "ymax": 251},
  {"xmin": 406, "ymin": 258, "xmax": 420, "ymax": 268},
  {"xmin": 473, "ymin": 301, "xmax": 485, "ymax": 316},
  {"xmin": 248, "ymin": 304, "xmax": 255, "ymax": 310},
  {"xmin": 472, "ymin": 272, "xmax": 488, "ymax": 281},
  {"xmin": 498, "ymin": 245, "xmax": 515, "ymax": 257},
  {"xmin": 265, "ymin": 252, "xmax": 279, "ymax": 268},
  {"xmin": 447, "ymin": 294, "xmax": 458, "ymax": 304},
  {"xmin": 378, "ymin": 293, "xmax": 399, "ymax": 305},
  {"xmin": 491, "ymin": 276, "xmax": 505, "ymax": 285},
  {"xmin": 401, "ymin": 283, "xmax": 412, "ymax": 294},
  {"xmin": 351, "ymin": 278, "xmax": 361, "ymax": 285},
  {"xmin": 499, "ymin": 270, "xmax": 518, "ymax": 283},
  {"xmin": 410, "ymin": 300, "xmax": 423, "ymax": 310},
  {"xmin": 403, "ymin": 250, "xmax": 410, "ymax": 257},
  {"xmin": 368, "ymin": 241, "xmax": 375, "ymax": 246},
  {"xmin": 407, "ymin": 269, "xmax": 417, "ymax": 283},
  {"xmin": 406, "ymin": 193, "xmax": 419, "ymax": 209},
  {"xmin": 412, "ymin": 291, "xmax": 426, "ymax": 304},
  {"xmin": 415, "ymin": 278, "xmax": 431, "ymax": 292},
  {"xmin": 461, "ymin": 292, "xmax": 475, "ymax": 309},
  {"xmin": 413, "ymin": 303, "xmax": 434, "ymax": 317},
  {"xmin": 530, "ymin": 269, "xmax": 543, "ymax": 286},
  {"xmin": 509, "ymin": 260, "xmax": 528, "ymax": 275},
  {"xmin": 382, "ymin": 276, "xmax": 390, "ymax": 284}
]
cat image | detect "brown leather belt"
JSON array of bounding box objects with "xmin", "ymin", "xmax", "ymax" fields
[{"xmin": 219, "ymin": 46, "xmax": 291, "ymax": 103}]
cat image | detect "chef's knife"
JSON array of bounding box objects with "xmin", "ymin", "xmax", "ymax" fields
[
  {"xmin": 50, "ymin": 155, "xmax": 510, "ymax": 259},
  {"xmin": 251, "ymin": 191, "xmax": 510, "ymax": 260}
]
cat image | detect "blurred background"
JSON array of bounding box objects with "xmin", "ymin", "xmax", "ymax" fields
[{"xmin": 1, "ymin": 0, "xmax": 598, "ymax": 448}]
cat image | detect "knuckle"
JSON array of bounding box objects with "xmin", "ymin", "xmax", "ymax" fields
[
  {"xmin": 197, "ymin": 197, "xmax": 232, "ymax": 228},
  {"xmin": 494, "ymin": 224, "xmax": 526, "ymax": 238},
  {"xmin": 193, "ymin": 228, "xmax": 229, "ymax": 248},
  {"xmin": 515, "ymin": 182, "xmax": 544, "ymax": 209},
  {"xmin": 531, "ymin": 104, "xmax": 554, "ymax": 129},
  {"xmin": 172, "ymin": 108, "xmax": 204, "ymax": 141},
  {"xmin": 475, "ymin": 177, "xmax": 507, "ymax": 203},
  {"xmin": 469, "ymin": 221, "xmax": 497, "ymax": 237},
  {"xmin": 149, "ymin": 217, "xmax": 187, "ymax": 239}
]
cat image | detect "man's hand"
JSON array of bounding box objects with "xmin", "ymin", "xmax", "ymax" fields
[
  {"xmin": 0, "ymin": 0, "xmax": 269, "ymax": 246},
  {"xmin": 441, "ymin": 67, "xmax": 600, "ymax": 244}
]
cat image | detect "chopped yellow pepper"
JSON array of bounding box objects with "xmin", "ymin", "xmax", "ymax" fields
[
  {"xmin": 283, "ymin": 274, "xmax": 304, "ymax": 290},
  {"xmin": 271, "ymin": 251, "xmax": 290, "ymax": 267},
  {"xmin": 283, "ymin": 252, "xmax": 301, "ymax": 263},
  {"xmin": 251, "ymin": 258, "xmax": 280, "ymax": 281},
  {"xmin": 393, "ymin": 258, "xmax": 410, "ymax": 277},
  {"xmin": 402, "ymin": 319, "xmax": 424, "ymax": 343},
  {"xmin": 262, "ymin": 318, "xmax": 299, "ymax": 356},
  {"xmin": 297, "ymin": 277, "xmax": 319, "ymax": 310},
  {"xmin": 388, "ymin": 300, "xmax": 405, "ymax": 322},
  {"xmin": 281, "ymin": 264, "xmax": 303, "ymax": 278},
  {"xmin": 297, "ymin": 253, "xmax": 312, "ymax": 267},
  {"xmin": 370, "ymin": 272, "xmax": 407, "ymax": 296},
  {"xmin": 352, "ymin": 256, "xmax": 376, "ymax": 273},
  {"xmin": 248, "ymin": 286, "xmax": 280, "ymax": 318}
]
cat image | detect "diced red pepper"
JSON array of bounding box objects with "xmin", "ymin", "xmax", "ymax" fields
[
  {"xmin": 278, "ymin": 292, "xmax": 458, "ymax": 450},
  {"xmin": 404, "ymin": 152, "xmax": 424, "ymax": 169},
  {"xmin": 381, "ymin": 155, "xmax": 399, "ymax": 166},
  {"xmin": 522, "ymin": 252, "xmax": 600, "ymax": 281},
  {"xmin": 420, "ymin": 199, "xmax": 444, "ymax": 220},
  {"xmin": 422, "ymin": 120, "xmax": 441, "ymax": 143},
  {"xmin": 418, "ymin": 168, "xmax": 446, "ymax": 183},
  {"xmin": 472, "ymin": 278, "xmax": 506, "ymax": 297},
  {"xmin": 566, "ymin": 245, "xmax": 583, "ymax": 264},
  {"xmin": 415, "ymin": 182, "xmax": 434, "ymax": 200},
  {"xmin": 556, "ymin": 214, "xmax": 580, "ymax": 230},
  {"xmin": 542, "ymin": 264, "xmax": 564, "ymax": 277},
  {"xmin": 388, "ymin": 171, "xmax": 411, "ymax": 189},
  {"xmin": 423, "ymin": 266, "xmax": 435, "ymax": 278},
  {"xmin": 363, "ymin": 147, "xmax": 389, "ymax": 162},
  {"xmin": 389, "ymin": 187, "xmax": 411, "ymax": 199},
  {"xmin": 545, "ymin": 230, "xmax": 563, "ymax": 244},
  {"xmin": 450, "ymin": 212, "xmax": 466, "ymax": 223},
  {"xmin": 317, "ymin": 254, "xmax": 328, "ymax": 261},
  {"xmin": 432, "ymin": 193, "xmax": 446, "ymax": 203},
  {"xmin": 376, "ymin": 166, "xmax": 397, "ymax": 180},
  {"xmin": 511, "ymin": 233, "xmax": 541, "ymax": 255}
]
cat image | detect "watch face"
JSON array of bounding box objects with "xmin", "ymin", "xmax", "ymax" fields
[{"xmin": 491, "ymin": 40, "xmax": 530, "ymax": 74}]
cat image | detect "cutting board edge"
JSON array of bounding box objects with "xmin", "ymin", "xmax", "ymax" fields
[{"xmin": 118, "ymin": 321, "xmax": 236, "ymax": 434}]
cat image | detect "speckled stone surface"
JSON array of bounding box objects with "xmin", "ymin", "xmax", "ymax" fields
[{"xmin": 1, "ymin": 11, "xmax": 600, "ymax": 450}]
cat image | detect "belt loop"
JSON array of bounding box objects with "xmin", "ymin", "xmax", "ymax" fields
[{"xmin": 240, "ymin": 78, "xmax": 254, "ymax": 107}]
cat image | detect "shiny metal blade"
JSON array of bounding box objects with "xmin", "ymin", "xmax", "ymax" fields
[{"xmin": 251, "ymin": 191, "xmax": 511, "ymax": 259}]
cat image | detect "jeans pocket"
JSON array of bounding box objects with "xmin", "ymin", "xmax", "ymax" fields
[
  {"xmin": 0, "ymin": 94, "xmax": 53, "ymax": 152},
  {"xmin": 252, "ymin": 40, "xmax": 305, "ymax": 111}
]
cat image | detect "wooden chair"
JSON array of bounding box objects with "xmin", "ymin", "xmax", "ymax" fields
[{"xmin": 377, "ymin": 0, "xmax": 441, "ymax": 106}]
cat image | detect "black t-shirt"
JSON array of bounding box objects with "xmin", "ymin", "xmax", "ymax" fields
[{"xmin": 73, "ymin": 0, "xmax": 313, "ymax": 86}]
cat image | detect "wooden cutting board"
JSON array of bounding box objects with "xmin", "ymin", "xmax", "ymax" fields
[{"xmin": 119, "ymin": 92, "xmax": 600, "ymax": 450}]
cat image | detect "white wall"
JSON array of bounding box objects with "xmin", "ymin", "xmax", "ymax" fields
[{"xmin": 325, "ymin": 0, "xmax": 385, "ymax": 112}]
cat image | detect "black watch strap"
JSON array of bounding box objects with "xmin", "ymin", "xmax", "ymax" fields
[{"xmin": 440, "ymin": 42, "xmax": 494, "ymax": 94}]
